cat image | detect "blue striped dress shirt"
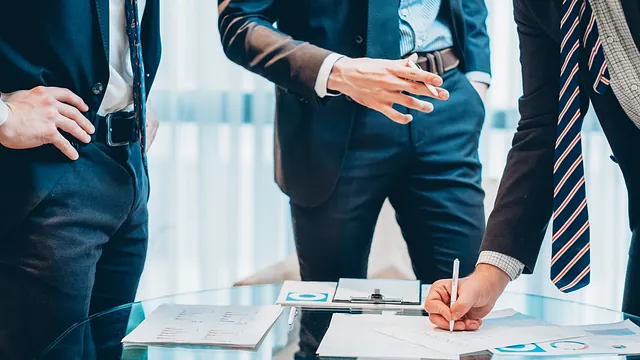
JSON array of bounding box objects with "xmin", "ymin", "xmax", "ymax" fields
[{"xmin": 399, "ymin": 0, "xmax": 453, "ymax": 55}]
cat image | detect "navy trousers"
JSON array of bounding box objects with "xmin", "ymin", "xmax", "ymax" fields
[
  {"xmin": 0, "ymin": 140, "xmax": 149, "ymax": 360},
  {"xmin": 291, "ymin": 68, "xmax": 486, "ymax": 284}
]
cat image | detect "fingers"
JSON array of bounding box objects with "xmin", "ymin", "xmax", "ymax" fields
[
  {"xmin": 461, "ymin": 318, "xmax": 482, "ymax": 331},
  {"xmin": 428, "ymin": 313, "xmax": 450, "ymax": 329},
  {"xmin": 46, "ymin": 87, "xmax": 89, "ymax": 112},
  {"xmin": 424, "ymin": 280, "xmax": 453, "ymax": 321},
  {"xmin": 430, "ymin": 314, "xmax": 482, "ymax": 331},
  {"xmin": 56, "ymin": 103, "xmax": 95, "ymax": 135},
  {"xmin": 55, "ymin": 115, "xmax": 91, "ymax": 144},
  {"xmin": 51, "ymin": 133, "xmax": 79, "ymax": 161},
  {"xmin": 389, "ymin": 93, "xmax": 434, "ymax": 113},
  {"xmin": 451, "ymin": 290, "xmax": 477, "ymax": 321},
  {"xmin": 389, "ymin": 66, "xmax": 444, "ymax": 87},
  {"xmin": 376, "ymin": 77, "xmax": 447, "ymax": 99},
  {"xmin": 377, "ymin": 105, "xmax": 413, "ymax": 124}
]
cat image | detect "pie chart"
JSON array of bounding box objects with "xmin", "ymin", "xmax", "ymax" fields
[{"xmin": 549, "ymin": 341, "xmax": 589, "ymax": 351}]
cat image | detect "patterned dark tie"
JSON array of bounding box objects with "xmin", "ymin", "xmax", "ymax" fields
[
  {"xmin": 367, "ymin": 0, "xmax": 401, "ymax": 59},
  {"xmin": 123, "ymin": 0, "xmax": 147, "ymax": 169},
  {"xmin": 553, "ymin": 0, "xmax": 610, "ymax": 293}
]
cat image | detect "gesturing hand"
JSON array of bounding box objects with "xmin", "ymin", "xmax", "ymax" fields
[
  {"xmin": 0, "ymin": 86, "xmax": 94, "ymax": 160},
  {"xmin": 327, "ymin": 54, "xmax": 449, "ymax": 124}
]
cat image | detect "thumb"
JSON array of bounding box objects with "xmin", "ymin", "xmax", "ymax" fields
[{"xmin": 450, "ymin": 290, "xmax": 478, "ymax": 321}]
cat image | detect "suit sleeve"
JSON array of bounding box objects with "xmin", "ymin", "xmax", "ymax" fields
[
  {"xmin": 479, "ymin": 0, "xmax": 559, "ymax": 273},
  {"xmin": 218, "ymin": 0, "xmax": 333, "ymax": 105},
  {"xmin": 460, "ymin": 0, "xmax": 492, "ymax": 76}
]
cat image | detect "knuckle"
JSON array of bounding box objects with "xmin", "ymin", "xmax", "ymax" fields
[
  {"xmin": 44, "ymin": 107, "xmax": 58, "ymax": 119},
  {"xmin": 33, "ymin": 86, "xmax": 47, "ymax": 95},
  {"xmin": 43, "ymin": 95, "xmax": 56, "ymax": 105}
]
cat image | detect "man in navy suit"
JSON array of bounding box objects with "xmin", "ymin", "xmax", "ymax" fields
[
  {"xmin": 219, "ymin": 0, "xmax": 491, "ymax": 287},
  {"xmin": 425, "ymin": 0, "xmax": 640, "ymax": 330},
  {"xmin": 0, "ymin": 1, "xmax": 161, "ymax": 358}
]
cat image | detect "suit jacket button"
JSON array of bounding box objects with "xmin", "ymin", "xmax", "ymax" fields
[
  {"xmin": 92, "ymin": 82, "xmax": 104, "ymax": 95},
  {"xmin": 355, "ymin": 35, "xmax": 364, "ymax": 44}
]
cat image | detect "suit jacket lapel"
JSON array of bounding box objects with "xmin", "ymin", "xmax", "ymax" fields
[{"xmin": 94, "ymin": 0, "xmax": 110, "ymax": 59}]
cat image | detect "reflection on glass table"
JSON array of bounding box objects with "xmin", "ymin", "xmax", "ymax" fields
[{"xmin": 39, "ymin": 284, "xmax": 640, "ymax": 360}]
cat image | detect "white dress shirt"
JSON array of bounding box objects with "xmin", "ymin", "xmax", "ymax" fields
[{"xmin": 0, "ymin": 0, "xmax": 146, "ymax": 126}]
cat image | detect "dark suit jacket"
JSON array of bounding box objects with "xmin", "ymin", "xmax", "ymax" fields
[
  {"xmin": 480, "ymin": 0, "xmax": 640, "ymax": 272},
  {"xmin": 218, "ymin": 0, "xmax": 491, "ymax": 207},
  {"xmin": 0, "ymin": 0, "xmax": 162, "ymax": 237}
]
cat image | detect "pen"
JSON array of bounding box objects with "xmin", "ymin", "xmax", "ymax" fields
[
  {"xmin": 408, "ymin": 60, "xmax": 440, "ymax": 97},
  {"xmin": 287, "ymin": 306, "xmax": 297, "ymax": 332},
  {"xmin": 450, "ymin": 258, "xmax": 460, "ymax": 333}
]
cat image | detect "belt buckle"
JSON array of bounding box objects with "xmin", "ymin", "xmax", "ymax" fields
[{"xmin": 105, "ymin": 112, "xmax": 135, "ymax": 147}]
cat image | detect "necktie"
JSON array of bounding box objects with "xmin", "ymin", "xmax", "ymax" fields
[
  {"xmin": 367, "ymin": 0, "xmax": 401, "ymax": 59},
  {"xmin": 553, "ymin": 0, "xmax": 610, "ymax": 293},
  {"xmin": 123, "ymin": 0, "xmax": 148, "ymax": 169}
]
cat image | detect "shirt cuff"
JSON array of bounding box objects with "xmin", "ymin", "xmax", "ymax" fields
[
  {"xmin": 314, "ymin": 53, "xmax": 345, "ymax": 98},
  {"xmin": 465, "ymin": 71, "xmax": 492, "ymax": 86},
  {"xmin": 477, "ymin": 251, "xmax": 525, "ymax": 281},
  {"xmin": 0, "ymin": 99, "xmax": 9, "ymax": 127}
]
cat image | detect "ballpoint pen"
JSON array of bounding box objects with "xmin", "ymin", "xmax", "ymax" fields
[
  {"xmin": 408, "ymin": 60, "xmax": 440, "ymax": 97},
  {"xmin": 450, "ymin": 258, "xmax": 460, "ymax": 333},
  {"xmin": 287, "ymin": 306, "xmax": 298, "ymax": 333}
]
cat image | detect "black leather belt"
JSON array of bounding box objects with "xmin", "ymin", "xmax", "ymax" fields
[
  {"xmin": 68, "ymin": 111, "xmax": 140, "ymax": 148},
  {"xmin": 411, "ymin": 48, "xmax": 460, "ymax": 76}
]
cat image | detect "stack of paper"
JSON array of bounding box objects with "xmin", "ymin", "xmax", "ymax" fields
[
  {"xmin": 317, "ymin": 313, "xmax": 457, "ymax": 359},
  {"xmin": 317, "ymin": 309, "xmax": 640, "ymax": 358},
  {"xmin": 375, "ymin": 309, "xmax": 588, "ymax": 355},
  {"xmin": 492, "ymin": 320, "xmax": 640, "ymax": 356},
  {"xmin": 122, "ymin": 304, "xmax": 283, "ymax": 348}
]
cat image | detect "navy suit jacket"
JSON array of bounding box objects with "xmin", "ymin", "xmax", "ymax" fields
[
  {"xmin": 0, "ymin": 0, "xmax": 161, "ymax": 238},
  {"xmin": 480, "ymin": 0, "xmax": 640, "ymax": 272},
  {"xmin": 218, "ymin": 0, "xmax": 491, "ymax": 207}
]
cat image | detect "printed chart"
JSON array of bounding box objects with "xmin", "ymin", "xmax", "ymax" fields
[{"xmin": 493, "ymin": 320, "xmax": 640, "ymax": 356}]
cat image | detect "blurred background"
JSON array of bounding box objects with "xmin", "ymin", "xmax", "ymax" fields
[{"xmin": 137, "ymin": 0, "xmax": 631, "ymax": 311}]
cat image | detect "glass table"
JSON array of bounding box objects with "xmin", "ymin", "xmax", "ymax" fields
[{"xmin": 39, "ymin": 284, "xmax": 640, "ymax": 360}]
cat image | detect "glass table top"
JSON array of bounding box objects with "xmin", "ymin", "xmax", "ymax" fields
[{"xmin": 39, "ymin": 284, "xmax": 640, "ymax": 360}]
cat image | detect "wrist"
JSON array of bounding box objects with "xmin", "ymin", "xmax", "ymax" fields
[
  {"xmin": 473, "ymin": 263, "xmax": 511, "ymax": 292},
  {"xmin": 327, "ymin": 57, "xmax": 350, "ymax": 93}
]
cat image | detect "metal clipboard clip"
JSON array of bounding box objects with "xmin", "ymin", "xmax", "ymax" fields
[{"xmin": 348, "ymin": 288, "xmax": 403, "ymax": 304}]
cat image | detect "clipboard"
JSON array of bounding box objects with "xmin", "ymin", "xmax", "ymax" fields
[
  {"xmin": 332, "ymin": 279, "xmax": 421, "ymax": 305},
  {"xmin": 276, "ymin": 280, "xmax": 426, "ymax": 310}
]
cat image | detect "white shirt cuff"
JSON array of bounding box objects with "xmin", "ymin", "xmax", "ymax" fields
[
  {"xmin": 0, "ymin": 99, "xmax": 9, "ymax": 127},
  {"xmin": 465, "ymin": 71, "xmax": 492, "ymax": 86},
  {"xmin": 314, "ymin": 53, "xmax": 345, "ymax": 98},
  {"xmin": 477, "ymin": 251, "xmax": 525, "ymax": 281}
]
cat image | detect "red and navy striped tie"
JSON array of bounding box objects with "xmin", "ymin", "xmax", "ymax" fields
[{"xmin": 553, "ymin": 0, "xmax": 610, "ymax": 293}]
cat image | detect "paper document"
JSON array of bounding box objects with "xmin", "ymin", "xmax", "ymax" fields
[
  {"xmin": 317, "ymin": 313, "xmax": 457, "ymax": 359},
  {"xmin": 276, "ymin": 280, "xmax": 338, "ymax": 307},
  {"xmin": 375, "ymin": 309, "xmax": 587, "ymax": 355},
  {"xmin": 276, "ymin": 280, "xmax": 427, "ymax": 310},
  {"xmin": 493, "ymin": 320, "xmax": 640, "ymax": 356},
  {"xmin": 122, "ymin": 304, "xmax": 283, "ymax": 348},
  {"xmin": 334, "ymin": 278, "xmax": 421, "ymax": 304}
]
